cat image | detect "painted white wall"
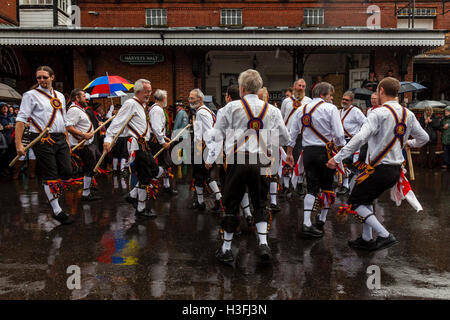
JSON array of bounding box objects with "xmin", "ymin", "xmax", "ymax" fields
[
  {"xmin": 20, "ymin": 9, "xmax": 53, "ymax": 27},
  {"xmin": 397, "ymin": 19, "xmax": 434, "ymax": 30}
]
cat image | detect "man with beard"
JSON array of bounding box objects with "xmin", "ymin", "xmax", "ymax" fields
[
  {"xmin": 105, "ymin": 79, "xmax": 160, "ymax": 217},
  {"xmin": 286, "ymin": 82, "xmax": 345, "ymax": 238},
  {"xmin": 280, "ymin": 79, "xmax": 312, "ymax": 197},
  {"xmin": 327, "ymin": 77, "xmax": 429, "ymax": 251},
  {"xmin": 189, "ymin": 88, "xmax": 223, "ymax": 212},
  {"xmin": 66, "ymin": 89, "xmax": 102, "ymax": 201},
  {"xmin": 148, "ymin": 89, "xmax": 178, "ymax": 195},
  {"xmin": 337, "ymin": 91, "xmax": 366, "ymax": 195}
]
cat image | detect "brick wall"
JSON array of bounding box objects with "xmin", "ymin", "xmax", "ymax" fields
[{"xmin": 0, "ymin": 0, "xmax": 17, "ymax": 25}]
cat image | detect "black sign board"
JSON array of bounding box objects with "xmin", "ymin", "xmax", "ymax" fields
[{"xmin": 120, "ymin": 53, "xmax": 164, "ymax": 65}]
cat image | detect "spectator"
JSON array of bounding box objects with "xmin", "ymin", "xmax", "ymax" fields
[
  {"xmin": 361, "ymin": 71, "xmax": 379, "ymax": 92},
  {"xmin": 310, "ymin": 75, "xmax": 322, "ymax": 97},
  {"xmin": 284, "ymin": 87, "xmax": 293, "ymax": 99},
  {"xmin": 0, "ymin": 103, "xmax": 16, "ymax": 175},
  {"xmin": 419, "ymin": 106, "xmax": 440, "ymax": 168},
  {"xmin": 440, "ymin": 106, "xmax": 450, "ymax": 169}
]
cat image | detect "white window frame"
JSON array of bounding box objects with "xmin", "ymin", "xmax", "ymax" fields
[
  {"xmin": 220, "ymin": 9, "xmax": 242, "ymax": 26},
  {"xmin": 57, "ymin": 0, "xmax": 69, "ymax": 13},
  {"xmin": 397, "ymin": 7, "xmax": 437, "ymax": 17},
  {"xmin": 20, "ymin": 0, "xmax": 53, "ymax": 4},
  {"xmin": 145, "ymin": 8, "xmax": 167, "ymax": 26},
  {"xmin": 304, "ymin": 8, "xmax": 324, "ymax": 25}
]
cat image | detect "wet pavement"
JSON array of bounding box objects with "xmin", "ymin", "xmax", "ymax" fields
[{"xmin": 0, "ymin": 167, "xmax": 449, "ymax": 300}]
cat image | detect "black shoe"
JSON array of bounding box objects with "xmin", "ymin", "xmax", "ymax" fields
[
  {"xmin": 53, "ymin": 211, "xmax": 74, "ymax": 225},
  {"xmin": 190, "ymin": 201, "xmax": 199, "ymax": 210},
  {"xmin": 246, "ymin": 215, "xmax": 254, "ymax": 228},
  {"xmin": 302, "ymin": 224, "xmax": 324, "ymax": 238},
  {"xmin": 348, "ymin": 236, "xmax": 376, "ymax": 250},
  {"xmin": 336, "ymin": 186, "xmax": 349, "ymax": 195},
  {"xmin": 136, "ymin": 208, "xmax": 157, "ymax": 218},
  {"xmin": 211, "ymin": 199, "xmax": 223, "ymax": 212},
  {"xmin": 90, "ymin": 186, "xmax": 99, "ymax": 192},
  {"xmin": 162, "ymin": 187, "xmax": 178, "ymax": 195},
  {"xmin": 269, "ymin": 203, "xmax": 280, "ymax": 213},
  {"xmin": 81, "ymin": 193, "xmax": 102, "ymax": 201},
  {"xmin": 258, "ymin": 244, "xmax": 272, "ymax": 261},
  {"xmin": 197, "ymin": 202, "xmax": 206, "ymax": 211},
  {"xmin": 370, "ymin": 234, "xmax": 398, "ymax": 252},
  {"xmin": 314, "ymin": 215, "xmax": 325, "ymax": 231},
  {"xmin": 125, "ymin": 194, "xmax": 138, "ymax": 209},
  {"xmin": 296, "ymin": 184, "xmax": 306, "ymax": 196},
  {"xmin": 215, "ymin": 248, "xmax": 234, "ymax": 264}
]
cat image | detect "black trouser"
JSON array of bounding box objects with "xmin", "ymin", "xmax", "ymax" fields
[
  {"xmin": 74, "ymin": 143, "xmax": 101, "ymax": 177},
  {"xmin": 133, "ymin": 146, "xmax": 159, "ymax": 185},
  {"xmin": 292, "ymin": 134, "xmax": 303, "ymax": 163},
  {"xmin": 348, "ymin": 164, "xmax": 401, "ymax": 209},
  {"xmin": 149, "ymin": 140, "xmax": 172, "ymax": 169},
  {"xmin": 193, "ymin": 163, "xmax": 214, "ymax": 187},
  {"xmin": 303, "ymin": 146, "xmax": 335, "ymax": 196},
  {"xmin": 31, "ymin": 132, "xmax": 72, "ymax": 182},
  {"xmin": 112, "ymin": 136, "xmax": 129, "ymax": 159},
  {"xmin": 221, "ymin": 155, "xmax": 270, "ymax": 233}
]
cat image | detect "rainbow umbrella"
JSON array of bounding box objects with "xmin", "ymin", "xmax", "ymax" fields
[{"xmin": 83, "ymin": 75, "xmax": 134, "ymax": 95}]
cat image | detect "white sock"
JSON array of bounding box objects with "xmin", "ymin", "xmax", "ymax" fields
[
  {"xmin": 195, "ymin": 186, "xmax": 204, "ymax": 204},
  {"xmin": 283, "ymin": 177, "xmax": 290, "ymax": 188},
  {"xmin": 156, "ymin": 167, "xmax": 164, "ymax": 179},
  {"xmin": 113, "ymin": 175, "xmax": 118, "ymax": 188},
  {"xmin": 241, "ymin": 193, "xmax": 251, "ymax": 217},
  {"xmin": 363, "ymin": 224, "xmax": 373, "ymax": 241},
  {"xmin": 319, "ymin": 195, "xmax": 329, "ymax": 222},
  {"xmin": 256, "ymin": 222, "xmax": 268, "ymax": 245},
  {"xmin": 209, "ymin": 181, "xmax": 221, "ymax": 200},
  {"xmin": 303, "ymin": 193, "xmax": 315, "ymax": 227},
  {"xmin": 356, "ymin": 205, "xmax": 389, "ymax": 238},
  {"xmin": 270, "ymin": 182, "xmax": 277, "ymax": 205},
  {"xmin": 298, "ymin": 175, "xmax": 304, "ymax": 184},
  {"xmin": 163, "ymin": 177, "xmax": 170, "ymax": 188},
  {"xmin": 120, "ymin": 158, "xmax": 126, "ymax": 171},
  {"xmin": 222, "ymin": 231, "xmax": 233, "ymax": 253},
  {"xmin": 137, "ymin": 188, "xmax": 147, "ymax": 211},
  {"xmin": 113, "ymin": 158, "xmax": 118, "ymax": 170},
  {"xmin": 44, "ymin": 184, "xmax": 62, "ymax": 215},
  {"xmin": 82, "ymin": 176, "xmax": 91, "ymax": 196},
  {"xmin": 342, "ymin": 177, "xmax": 349, "ymax": 189},
  {"xmin": 129, "ymin": 183, "xmax": 139, "ymax": 198},
  {"xmin": 121, "ymin": 178, "xmax": 127, "ymax": 189}
]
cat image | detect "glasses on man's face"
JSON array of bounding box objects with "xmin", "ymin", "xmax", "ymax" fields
[
  {"xmin": 36, "ymin": 76, "xmax": 49, "ymax": 80},
  {"xmin": 342, "ymin": 98, "xmax": 350, "ymax": 102}
]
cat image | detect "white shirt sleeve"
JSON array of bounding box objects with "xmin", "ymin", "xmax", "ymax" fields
[
  {"xmin": 280, "ymin": 98, "xmax": 289, "ymax": 119},
  {"xmin": 407, "ymin": 114, "xmax": 429, "ymax": 148},
  {"xmin": 331, "ymin": 106, "xmax": 346, "ymax": 147},
  {"xmin": 287, "ymin": 108, "xmax": 302, "ymax": 148},
  {"xmin": 105, "ymin": 101, "xmax": 134, "ymax": 144},
  {"xmin": 274, "ymin": 108, "xmax": 290, "ymax": 146},
  {"xmin": 65, "ymin": 108, "xmax": 81, "ymax": 127},
  {"xmin": 206, "ymin": 108, "xmax": 228, "ymax": 164},
  {"xmin": 16, "ymin": 92, "xmax": 33, "ymax": 123},
  {"xmin": 151, "ymin": 108, "xmax": 166, "ymax": 145}
]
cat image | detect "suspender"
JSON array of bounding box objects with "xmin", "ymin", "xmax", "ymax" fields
[
  {"xmin": 197, "ymin": 106, "xmax": 216, "ymax": 124},
  {"xmin": 340, "ymin": 106, "xmax": 354, "ymax": 138},
  {"xmin": 284, "ymin": 97, "xmax": 302, "ymax": 125},
  {"xmin": 69, "ymin": 103, "xmax": 93, "ymax": 134}
]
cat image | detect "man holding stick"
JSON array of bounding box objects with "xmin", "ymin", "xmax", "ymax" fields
[
  {"xmin": 15, "ymin": 66, "xmax": 74, "ymax": 225},
  {"xmin": 104, "ymin": 79, "xmax": 160, "ymax": 218},
  {"xmin": 327, "ymin": 77, "xmax": 429, "ymax": 251}
]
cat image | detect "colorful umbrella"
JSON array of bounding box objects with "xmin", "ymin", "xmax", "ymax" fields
[
  {"xmin": 83, "ymin": 75, "xmax": 134, "ymax": 95},
  {"xmin": 88, "ymin": 90, "xmax": 127, "ymax": 100}
]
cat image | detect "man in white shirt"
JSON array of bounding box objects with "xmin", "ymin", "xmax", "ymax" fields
[
  {"xmin": 189, "ymin": 88, "xmax": 223, "ymax": 212},
  {"xmin": 337, "ymin": 91, "xmax": 366, "ymax": 195},
  {"xmin": 286, "ymin": 82, "xmax": 346, "ymax": 238},
  {"xmin": 104, "ymin": 79, "xmax": 160, "ymax": 218},
  {"xmin": 206, "ymin": 69, "xmax": 290, "ymax": 264},
  {"xmin": 148, "ymin": 89, "xmax": 178, "ymax": 195},
  {"xmin": 280, "ymin": 79, "xmax": 312, "ymax": 197},
  {"xmin": 66, "ymin": 89, "xmax": 101, "ymax": 201},
  {"xmin": 327, "ymin": 77, "xmax": 429, "ymax": 251},
  {"xmin": 15, "ymin": 66, "xmax": 74, "ymax": 225}
]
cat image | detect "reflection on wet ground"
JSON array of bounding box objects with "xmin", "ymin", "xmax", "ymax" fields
[{"xmin": 0, "ymin": 167, "xmax": 448, "ymax": 300}]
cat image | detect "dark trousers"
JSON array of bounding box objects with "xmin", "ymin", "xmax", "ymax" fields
[
  {"xmin": 149, "ymin": 141, "xmax": 172, "ymax": 169},
  {"xmin": 133, "ymin": 147, "xmax": 159, "ymax": 185},
  {"xmin": 31, "ymin": 133, "xmax": 72, "ymax": 182},
  {"xmin": 74, "ymin": 143, "xmax": 101, "ymax": 177},
  {"xmin": 420, "ymin": 143, "xmax": 436, "ymax": 168},
  {"xmin": 221, "ymin": 158, "xmax": 269, "ymax": 233},
  {"xmin": 112, "ymin": 136, "xmax": 129, "ymax": 159},
  {"xmin": 303, "ymin": 146, "xmax": 335, "ymax": 195},
  {"xmin": 193, "ymin": 163, "xmax": 214, "ymax": 187},
  {"xmin": 444, "ymin": 144, "xmax": 450, "ymax": 166}
]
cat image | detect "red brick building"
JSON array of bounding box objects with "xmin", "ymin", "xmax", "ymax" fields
[{"xmin": 0, "ymin": 0, "xmax": 449, "ymax": 107}]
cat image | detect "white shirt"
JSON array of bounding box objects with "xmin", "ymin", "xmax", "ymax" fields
[
  {"xmin": 334, "ymin": 100, "xmax": 429, "ymax": 166},
  {"xmin": 206, "ymin": 94, "xmax": 290, "ymax": 164},
  {"xmin": 339, "ymin": 105, "xmax": 366, "ymax": 138},
  {"xmin": 66, "ymin": 103, "xmax": 94, "ymax": 146},
  {"xmin": 105, "ymin": 97, "xmax": 150, "ymax": 145},
  {"xmin": 281, "ymin": 95, "xmax": 312, "ymax": 131},
  {"xmin": 148, "ymin": 103, "xmax": 167, "ymax": 145},
  {"xmin": 194, "ymin": 105, "xmax": 215, "ymax": 144},
  {"xmin": 288, "ymin": 98, "xmax": 346, "ymax": 148},
  {"xmin": 16, "ymin": 85, "xmax": 67, "ymax": 133}
]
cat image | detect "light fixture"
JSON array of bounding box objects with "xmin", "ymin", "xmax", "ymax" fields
[{"xmin": 88, "ymin": 11, "xmax": 99, "ymax": 16}]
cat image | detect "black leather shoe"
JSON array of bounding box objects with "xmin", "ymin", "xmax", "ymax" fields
[
  {"xmin": 258, "ymin": 244, "xmax": 272, "ymax": 261},
  {"xmin": 211, "ymin": 199, "xmax": 223, "ymax": 212},
  {"xmin": 125, "ymin": 194, "xmax": 138, "ymax": 209},
  {"xmin": 197, "ymin": 202, "xmax": 206, "ymax": 211},
  {"xmin": 314, "ymin": 217, "xmax": 325, "ymax": 231},
  {"xmin": 81, "ymin": 193, "xmax": 102, "ymax": 201},
  {"xmin": 348, "ymin": 236, "xmax": 376, "ymax": 250},
  {"xmin": 269, "ymin": 203, "xmax": 280, "ymax": 213},
  {"xmin": 53, "ymin": 211, "xmax": 74, "ymax": 225},
  {"xmin": 302, "ymin": 224, "xmax": 324, "ymax": 238},
  {"xmin": 296, "ymin": 184, "xmax": 306, "ymax": 196},
  {"xmin": 190, "ymin": 201, "xmax": 199, "ymax": 210},
  {"xmin": 370, "ymin": 233, "xmax": 398, "ymax": 252},
  {"xmin": 162, "ymin": 187, "xmax": 178, "ymax": 195},
  {"xmin": 136, "ymin": 208, "xmax": 157, "ymax": 218},
  {"xmin": 215, "ymin": 248, "xmax": 234, "ymax": 264},
  {"xmin": 336, "ymin": 186, "xmax": 350, "ymax": 195},
  {"xmin": 245, "ymin": 215, "xmax": 254, "ymax": 227}
]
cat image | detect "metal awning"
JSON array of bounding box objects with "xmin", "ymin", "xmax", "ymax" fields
[{"xmin": 0, "ymin": 26, "xmax": 446, "ymax": 47}]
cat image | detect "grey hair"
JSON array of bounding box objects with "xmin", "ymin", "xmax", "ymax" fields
[
  {"xmin": 312, "ymin": 82, "xmax": 334, "ymax": 99},
  {"xmin": 154, "ymin": 89, "xmax": 167, "ymax": 101},
  {"xmin": 190, "ymin": 88, "xmax": 204, "ymax": 100},
  {"xmin": 134, "ymin": 79, "xmax": 151, "ymax": 93},
  {"xmin": 238, "ymin": 69, "xmax": 263, "ymax": 94},
  {"xmin": 343, "ymin": 91, "xmax": 354, "ymax": 100}
]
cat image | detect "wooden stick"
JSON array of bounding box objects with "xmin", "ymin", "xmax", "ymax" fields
[
  {"xmin": 153, "ymin": 123, "xmax": 192, "ymax": 159},
  {"xmin": 93, "ymin": 113, "xmax": 135, "ymax": 173},
  {"xmin": 9, "ymin": 127, "xmax": 50, "ymax": 167},
  {"xmin": 406, "ymin": 148, "xmax": 415, "ymax": 181},
  {"xmin": 71, "ymin": 114, "xmax": 117, "ymax": 152}
]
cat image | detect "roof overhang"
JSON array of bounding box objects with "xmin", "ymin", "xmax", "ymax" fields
[{"xmin": 0, "ymin": 26, "xmax": 446, "ymax": 48}]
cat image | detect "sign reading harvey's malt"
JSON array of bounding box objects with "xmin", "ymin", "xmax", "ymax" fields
[{"xmin": 120, "ymin": 53, "xmax": 164, "ymax": 65}]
